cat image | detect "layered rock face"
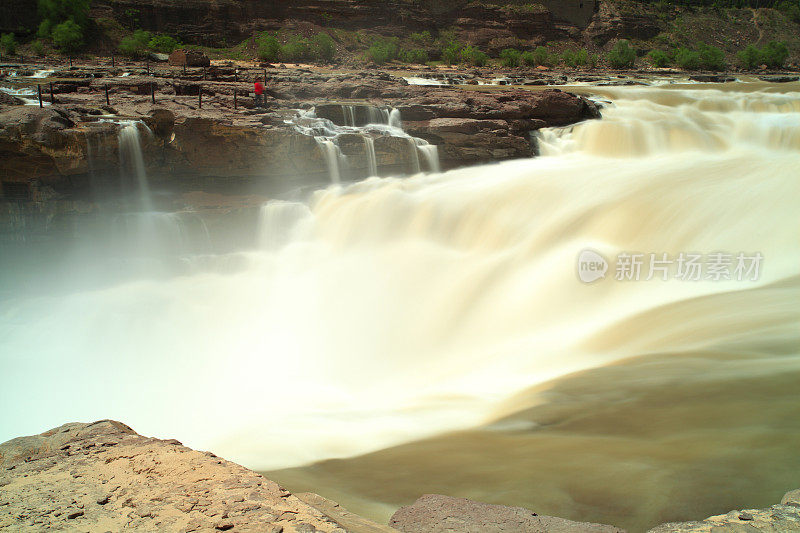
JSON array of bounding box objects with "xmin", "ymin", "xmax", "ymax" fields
[
  {"xmin": 0, "ymin": 67, "xmax": 600, "ymax": 196},
  {"xmin": 89, "ymin": 0, "xmax": 594, "ymax": 48}
]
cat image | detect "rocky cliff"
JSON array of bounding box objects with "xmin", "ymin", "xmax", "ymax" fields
[{"xmin": 0, "ymin": 65, "xmax": 600, "ymax": 198}]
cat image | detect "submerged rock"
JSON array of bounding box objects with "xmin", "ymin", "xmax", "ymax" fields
[{"xmin": 389, "ymin": 494, "xmax": 625, "ymax": 532}]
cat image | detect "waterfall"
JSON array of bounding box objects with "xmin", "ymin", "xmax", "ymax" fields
[
  {"xmin": 118, "ymin": 121, "xmax": 153, "ymax": 211},
  {"xmin": 389, "ymin": 108, "xmax": 403, "ymax": 130},
  {"xmin": 366, "ymin": 107, "xmax": 380, "ymax": 125},
  {"xmin": 407, "ymin": 137, "xmax": 421, "ymax": 174},
  {"xmin": 315, "ymin": 137, "xmax": 344, "ymax": 184},
  {"xmin": 111, "ymin": 211, "xmax": 212, "ymax": 259},
  {"xmin": 258, "ymin": 200, "xmax": 314, "ymax": 249},
  {"xmin": 363, "ymin": 136, "xmax": 378, "ymax": 177},
  {"xmin": 342, "ymin": 105, "xmax": 356, "ymax": 127},
  {"xmin": 415, "ymin": 139, "xmax": 440, "ymax": 173},
  {"xmin": 290, "ymin": 106, "xmax": 438, "ymax": 180}
]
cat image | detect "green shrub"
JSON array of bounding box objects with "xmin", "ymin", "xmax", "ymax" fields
[
  {"xmin": 256, "ymin": 33, "xmax": 280, "ymax": 61},
  {"xmin": 37, "ymin": 20, "xmax": 52, "ymax": 38},
  {"xmin": 409, "ymin": 31, "xmax": 432, "ymax": 45},
  {"xmin": 31, "ymin": 39, "xmax": 45, "ymax": 56},
  {"xmin": 674, "ymin": 47, "xmax": 700, "ymax": 69},
  {"xmin": 737, "ymin": 44, "xmax": 762, "ymax": 69},
  {"xmin": 648, "ymin": 49, "xmax": 671, "ymax": 68},
  {"xmin": 459, "ymin": 45, "xmax": 488, "ymax": 66},
  {"xmin": 0, "ymin": 33, "xmax": 16, "ymax": 56},
  {"xmin": 38, "ymin": 0, "xmax": 90, "ymax": 28},
  {"xmin": 52, "ymin": 19, "xmax": 83, "ymax": 53},
  {"xmin": 118, "ymin": 29, "xmax": 151, "ymax": 57},
  {"xmin": 697, "ymin": 43, "xmax": 725, "ymax": 71},
  {"xmin": 607, "ymin": 40, "xmax": 636, "ymax": 69},
  {"xmin": 674, "ymin": 44, "xmax": 725, "ymax": 70},
  {"xmin": 283, "ymin": 35, "xmax": 312, "ymax": 62},
  {"xmin": 400, "ymin": 48, "xmax": 429, "ymax": 64},
  {"xmin": 366, "ymin": 37, "xmax": 399, "ymax": 64},
  {"xmin": 761, "ymin": 40, "xmax": 789, "ymax": 68},
  {"xmin": 562, "ymin": 49, "xmax": 588, "ymax": 68},
  {"xmin": 38, "ymin": 0, "xmax": 90, "ymax": 51},
  {"xmin": 441, "ymin": 40, "xmax": 461, "ymax": 65},
  {"xmin": 311, "ymin": 32, "xmax": 336, "ymax": 61},
  {"xmin": 500, "ymin": 48, "xmax": 521, "ymax": 67},
  {"xmin": 523, "ymin": 46, "xmax": 552, "ymax": 66},
  {"xmin": 148, "ymin": 34, "xmax": 179, "ymax": 54}
]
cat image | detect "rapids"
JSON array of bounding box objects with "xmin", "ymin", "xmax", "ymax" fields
[{"xmin": 1, "ymin": 83, "xmax": 798, "ymax": 531}]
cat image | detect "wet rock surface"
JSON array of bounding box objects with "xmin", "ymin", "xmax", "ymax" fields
[{"xmin": 389, "ymin": 494, "xmax": 625, "ymax": 533}]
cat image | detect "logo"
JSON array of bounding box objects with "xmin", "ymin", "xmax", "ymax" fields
[{"xmin": 577, "ymin": 249, "xmax": 608, "ymax": 283}]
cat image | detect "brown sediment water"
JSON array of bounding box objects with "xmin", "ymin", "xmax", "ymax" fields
[{"xmin": 267, "ymin": 276, "xmax": 800, "ymax": 532}]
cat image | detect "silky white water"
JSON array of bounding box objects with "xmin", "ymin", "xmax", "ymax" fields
[{"xmin": 1, "ymin": 83, "xmax": 798, "ymax": 502}]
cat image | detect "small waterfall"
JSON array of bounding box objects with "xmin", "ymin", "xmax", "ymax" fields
[
  {"xmin": 342, "ymin": 105, "xmax": 356, "ymax": 127},
  {"xmin": 416, "ymin": 139, "xmax": 441, "ymax": 173},
  {"xmin": 258, "ymin": 200, "xmax": 314, "ymax": 249},
  {"xmin": 407, "ymin": 138, "xmax": 421, "ymax": 174},
  {"xmin": 389, "ymin": 108, "xmax": 403, "ymax": 130},
  {"xmin": 366, "ymin": 107, "xmax": 391, "ymax": 126},
  {"xmin": 111, "ymin": 211, "xmax": 211, "ymax": 259},
  {"xmin": 363, "ymin": 136, "xmax": 378, "ymax": 177},
  {"xmin": 315, "ymin": 137, "xmax": 344, "ymax": 184},
  {"xmin": 118, "ymin": 122, "xmax": 153, "ymax": 211}
]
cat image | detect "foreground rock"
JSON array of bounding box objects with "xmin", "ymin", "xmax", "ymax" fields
[
  {"xmin": 0, "ymin": 421, "xmax": 392, "ymax": 532},
  {"xmin": 4, "ymin": 421, "xmax": 795, "ymax": 532},
  {"xmin": 389, "ymin": 494, "xmax": 624, "ymax": 533},
  {"xmin": 647, "ymin": 490, "xmax": 800, "ymax": 532}
]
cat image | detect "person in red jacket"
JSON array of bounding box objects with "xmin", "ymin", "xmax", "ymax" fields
[{"xmin": 254, "ymin": 78, "xmax": 265, "ymax": 108}]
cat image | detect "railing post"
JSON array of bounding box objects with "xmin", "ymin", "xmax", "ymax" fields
[
  {"xmin": 37, "ymin": 85, "xmax": 43, "ymax": 108},
  {"xmin": 198, "ymin": 86, "xmax": 202, "ymax": 109},
  {"xmin": 233, "ymin": 89, "xmax": 237, "ymax": 110},
  {"xmin": 49, "ymin": 82, "xmax": 54, "ymax": 104},
  {"xmin": 105, "ymin": 84, "xmax": 110, "ymax": 106},
  {"xmin": 151, "ymin": 82, "xmax": 155, "ymax": 104}
]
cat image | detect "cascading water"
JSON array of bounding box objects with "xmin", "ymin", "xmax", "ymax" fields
[
  {"xmin": 415, "ymin": 138, "xmax": 440, "ymax": 173},
  {"xmin": 388, "ymin": 108, "xmax": 402, "ymax": 129},
  {"xmin": 363, "ymin": 136, "xmax": 378, "ymax": 177},
  {"xmin": 342, "ymin": 105, "xmax": 356, "ymax": 127},
  {"xmin": 292, "ymin": 105, "xmax": 438, "ymax": 181},
  {"xmin": 118, "ymin": 121, "xmax": 153, "ymax": 211},
  {"xmin": 2, "ymin": 84, "xmax": 798, "ymax": 532},
  {"xmin": 314, "ymin": 137, "xmax": 344, "ymax": 184}
]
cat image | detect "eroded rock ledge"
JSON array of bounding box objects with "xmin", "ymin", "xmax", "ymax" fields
[
  {"xmin": 1, "ymin": 422, "xmax": 797, "ymax": 532},
  {"xmin": 0, "ymin": 67, "xmax": 600, "ymax": 196}
]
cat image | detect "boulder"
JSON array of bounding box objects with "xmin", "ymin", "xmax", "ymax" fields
[
  {"xmin": 647, "ymin": 490, "xmax": 800, "ymax": 532},
  {"xmin": 758, "ymin": 75, "xmax": 800, "ymax": 83},
  {"xmin": 689, "ymin": 75, "xmax": 736, "ymax": 83},
  {"xmin": 168, "ymin": 48, "xmax": 211, "ymax": 67},
  {"xmin": 389, "ymin": 494, "xmax": 625, "ymax": 533},
  {"xmin": 0, "ymin": 421, "xmax": 387, "ymax": 532}
]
